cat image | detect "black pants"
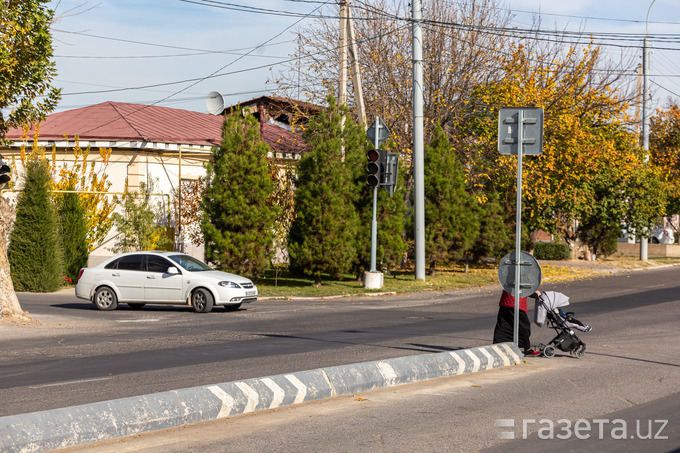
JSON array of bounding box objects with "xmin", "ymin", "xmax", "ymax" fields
[{"xmin": 493, "ymin": 306, "xmax": 532, "ymax": 351}]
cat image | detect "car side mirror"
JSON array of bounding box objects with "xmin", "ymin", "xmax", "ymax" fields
[{"xmin": 167, "ymin": 267, "xmax": 180, "ymax": 275}]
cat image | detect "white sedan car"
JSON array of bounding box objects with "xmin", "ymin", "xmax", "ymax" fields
[{"xmin": 75, "ymin": 252, "xmax": 257, "ymax": 312}]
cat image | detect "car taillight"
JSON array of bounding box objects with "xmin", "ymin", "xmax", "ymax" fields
[{"xmin": 77, "ymin": 269, "xmax": 85, "ymax": 281}]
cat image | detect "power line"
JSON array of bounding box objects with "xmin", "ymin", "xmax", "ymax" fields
[
  {"xmin": 59, "ymin": 9, "xmax": 409, "ymax": 98},
  {"xmin": 71, "ymin": 0, "xmax": 333, "ymax": 135},
  {"xmin": 493, "ymin": 5, "xmax": 680, "ymax": 27},
  {"xmin": 52, "ymin": 29, "xmax": 296, "ymax": 55}
]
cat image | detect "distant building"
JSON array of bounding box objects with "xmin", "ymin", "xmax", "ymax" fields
[{"xmin": 2, "ymin": 97, "xmax": 316, "ymax": 265}]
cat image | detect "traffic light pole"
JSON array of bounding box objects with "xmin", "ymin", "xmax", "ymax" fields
[
  {"xmin": 364, "ymin": 119, "xmax": 384, "ymax": 288},
  {"xmin": 370, "ymin": 186, "xmax": 378, "ymax": 272}
]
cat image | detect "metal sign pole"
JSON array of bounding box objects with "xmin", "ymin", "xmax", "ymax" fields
[{"xmin": 513, "ymin": 110, "xmax": 524, "ymax": 347}]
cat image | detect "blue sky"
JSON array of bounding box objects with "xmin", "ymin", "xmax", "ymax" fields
[{"xmin": 48, "ymin": 0, "xmax": 680, "ymax": 114}]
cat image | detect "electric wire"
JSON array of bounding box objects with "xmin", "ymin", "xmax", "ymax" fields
[{"xmin": 71, "ymin": 0, "xmax": 334, "ymax": 135}]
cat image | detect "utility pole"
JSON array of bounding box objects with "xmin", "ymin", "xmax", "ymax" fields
[
  {"xmin": 640, "ymin": 36, "xmax": 649, "ymax": 260},
  {"xmin": 338, "ymin": 1, "xmax": 348, "ymax": 107},
  {"xmin": 412, "ymin": 0, "xmax": 425, "ymax": 280},
  {"xmin": 338, "ymin": 1, "xmax": 366, "ymax": 129},
  {"xmin": 347, "ymin": 3, "xmax": 366, "ymax": 128},
  {"xmin": 635, "ymin": 63, "xmax": 643, "ymax": 145},
  {"xmin": 640, "ymin": 0, "xmax": 656, "ymax": 260}
]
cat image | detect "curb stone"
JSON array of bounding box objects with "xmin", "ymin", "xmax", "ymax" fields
[{"xmin": 0, "ymin": 343, "xmax": 522, "ymax": 452}]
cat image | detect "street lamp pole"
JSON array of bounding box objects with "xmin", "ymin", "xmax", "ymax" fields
[{"xmin": 640, "ymin": 0, "xmax": 655, "ymax": 261}]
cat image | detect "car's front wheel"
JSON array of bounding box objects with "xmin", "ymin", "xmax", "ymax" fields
[
  {"xmin": 192, "ymin": 288, "xmax": 214, "ymax": 313},
  {"xmin": 93, "ymin": 286, "xmax": 118, "ymax": 311}
]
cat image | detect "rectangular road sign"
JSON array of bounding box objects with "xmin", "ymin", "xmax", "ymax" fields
[{"xmin": 498, "ymin": 107, "xmax": 544, "ymax": 156}]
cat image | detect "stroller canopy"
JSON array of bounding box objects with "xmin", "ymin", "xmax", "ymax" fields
[{"xmin": 534, "ymin": 291, "xmax": 570, "ymax": 327}]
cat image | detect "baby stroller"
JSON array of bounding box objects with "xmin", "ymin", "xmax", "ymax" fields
[{"xmin": 534, "ymin": 291, "xmax": 589, "ymax": 359}]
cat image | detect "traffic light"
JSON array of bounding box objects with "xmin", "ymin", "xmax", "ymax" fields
[
  {"xmin": 0, "ymin": 154, "xmax": 10, "ymax": 189},
  {"xmin": 366, "ymin": 149, "xmax": 385, "ymax": 188}
]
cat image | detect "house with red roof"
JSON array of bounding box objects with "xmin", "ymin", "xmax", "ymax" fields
[{"xmin": 1, "ymin": 98, "xmax": 315, "ymax": 264}]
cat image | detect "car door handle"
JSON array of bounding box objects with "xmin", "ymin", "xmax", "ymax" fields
[
  {"xmin": 147, "ymin": 275, "xmax": 155, "ymax": 279},
  {"xmin": 112, "ymin": 273, "xmax": 120, "ymax": 277}
]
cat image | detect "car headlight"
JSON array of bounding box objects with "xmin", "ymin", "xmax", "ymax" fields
[{"xmin": 218, "ymin": 281, "xmax": 241, "ymax": 288}]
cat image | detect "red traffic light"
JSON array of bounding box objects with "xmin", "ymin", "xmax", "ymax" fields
[{"xmin": 366, "ymin": 149, "xmax": 381, "ymax": 162}]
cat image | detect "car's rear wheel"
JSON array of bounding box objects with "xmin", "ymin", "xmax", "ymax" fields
[
  {"xmin": 192, "ymin": 288, "xmax": 214, "ymax": 313},
  {"xmin": 224, "ymin": 303, "xmax": 242, "ymax": 311},
  {"xmin": 94, "ymin": 287, "xmax": 118, "ymax": 311},
  {"xmin": 128, "ymin": 303, "xmax": 146, "ymax": 309}
]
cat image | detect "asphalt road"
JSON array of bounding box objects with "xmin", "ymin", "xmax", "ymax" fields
[
  {"xmin": 2, "ymin": 265, "xmax": 680, "ymax": 453},
  {"xmin": 55, "ymin": 264, "xmax": 680, "ymax": 453}
]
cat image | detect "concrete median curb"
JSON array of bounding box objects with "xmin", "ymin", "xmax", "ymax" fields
[{"xmin": 0, "ymin": 343, "xmax": 522, "ymax": 452}]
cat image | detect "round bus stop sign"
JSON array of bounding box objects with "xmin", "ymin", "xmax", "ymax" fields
[{"xmin": 497, "ymin": 251, "xmax": 542, "ymax": 297}]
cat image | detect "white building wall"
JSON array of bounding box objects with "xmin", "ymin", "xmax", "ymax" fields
[{"xmin": 2, "ymin": 142, "xmax": 212, "ymax": 266}]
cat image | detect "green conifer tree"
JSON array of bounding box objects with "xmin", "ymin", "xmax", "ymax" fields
[
  {"xmin": 424, "ymin": 125, "xmax": 480, "ymax": 276},
  {"xmin": 288, "ymin": 97, "xmax": 362, "ymax": 285},
  {"xmin": 201, "ymin": 111, "xmax": 278, "ymax": 276},
  {"xmin": 471, "ymin": 191, "xmax": 513, "ymax": 265},
  {"xmin": 8, "ymin": 159, "xmax": 63, "ymax": 292},
  {"xmin": 57, "ymin": 188, "xmax": 89, "ymax": 282}
]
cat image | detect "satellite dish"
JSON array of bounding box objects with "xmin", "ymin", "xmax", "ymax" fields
[{"xmin": 206, "ymin": 91, "xmax": 225, "ymax": 115}]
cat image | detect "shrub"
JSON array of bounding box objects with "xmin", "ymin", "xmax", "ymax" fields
[{"xmin": 533, "ymin": 242, "xmax": 570, "ymax": 260}]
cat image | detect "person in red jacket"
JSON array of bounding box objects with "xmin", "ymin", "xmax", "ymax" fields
[{"xmin": 493, "ymin": 289, "xmax": 541, "ymax": 356}]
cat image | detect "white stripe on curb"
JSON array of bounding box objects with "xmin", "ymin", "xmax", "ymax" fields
[
  {"xmin": 491, "ymin": 345, "xmax": 510, "ymax": 366},
  {"xmin": 261, "ymin": 378, "xmax": 285, "ymax": 409},
  {"xmin": 499, "ymin": 342, "xmax": 523, "ymax": 362},
  {"xmin": 235, "ymin": 382, "xmax": 259, "ymax": 413},
  {"xmin": 285, "ymin": 374, "xmax": 308, "ymax": 404},
  {"xmin": 450, "ymin": 350, "xmax": 467, "ymax": 374},
  {"xmin": 479, "ymin": 347, "xmax": 495, "ymax": 369},
  {"xmin": 464, "ymin": 349, "xmax": 481, "ymax": 373},
  {"xmin": 377, "ymin": 362, "xmax": 398, "ymax": 386},
  {"xmin": 208, "ymin": 385, "xmax": 235, "ymax": 419}
]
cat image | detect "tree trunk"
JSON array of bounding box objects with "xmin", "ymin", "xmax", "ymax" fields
[{"xmin": 0, "ymin": 197, "xmax": 32, "ymax": 323}]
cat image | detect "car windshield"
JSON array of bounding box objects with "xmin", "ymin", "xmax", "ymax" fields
[{"xmin": 168, "ymin": 255, "xmax": 213, "ymax": 272}]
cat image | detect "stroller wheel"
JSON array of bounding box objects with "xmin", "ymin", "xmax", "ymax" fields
[
  {"xmin": 574, "ymin": 344, "xmax": 586, "ymax": 359},
  {"xmin": 543, "ymin": 345, "xmax": 556, "ymax": 358}
]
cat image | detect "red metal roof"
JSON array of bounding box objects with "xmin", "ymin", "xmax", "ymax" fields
[
  {"xmin": 5, "ymin": 101, "xmax": 308, "ymax": 154},
  {"xmin": 6, "ymin": 102, "xmax": 224, "ymax": 147}
]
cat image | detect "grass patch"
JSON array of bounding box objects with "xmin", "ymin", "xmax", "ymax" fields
[
  {"xmin": 255, "ymin": 266, "xmax": 498, "ymax": 298},
  {"xmin": 254, "ymin": 257, "xmax": 680, "ymax": 298}
]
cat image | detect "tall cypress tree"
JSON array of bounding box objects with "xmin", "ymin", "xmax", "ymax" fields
[
  {"xmin": 424, "ymin": 125, "xmax": 480, "ymax": 276},
  {"xmin": 201, "ymin": 111, "xmax": 278, "ymax": 277},
  {"xmin": 288, "ymin": 97, "xmax": 362, "ymax": 285},
  {"xmin": 471, "ymin": 191, "xmax": 513, "ymax": 265},
  {"xmin": 8, "ymin": 159, "xmax": 63, "ymax": 292},
  {"xmin": 57, "ymin": 188, "xmax": 89, "ymax": 282}
]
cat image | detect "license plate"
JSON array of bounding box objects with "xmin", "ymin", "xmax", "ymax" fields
[{"xmin": 246, "ymin": 291, "xmax": 255, "ymax": 296}]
